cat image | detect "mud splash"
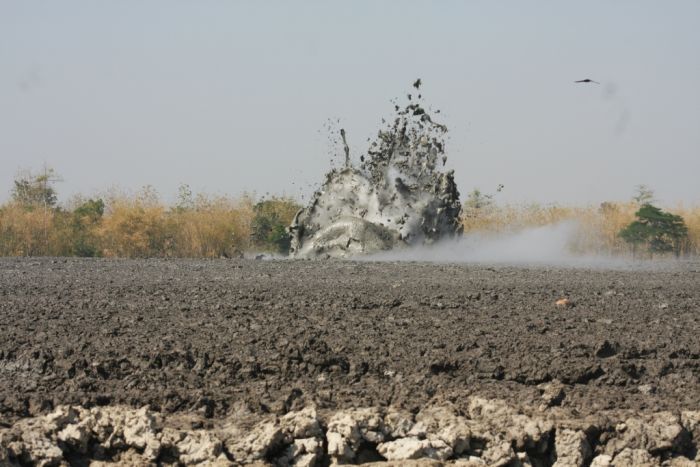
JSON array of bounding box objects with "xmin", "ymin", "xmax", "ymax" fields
[{"xmin": 289, "ymin": 81, "xmax": 463, "ymax": 258}]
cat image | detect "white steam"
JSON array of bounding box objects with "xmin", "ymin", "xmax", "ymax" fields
[{"xmin": 365, "ymin": 221, "xmax": 637, "ymax": 268}]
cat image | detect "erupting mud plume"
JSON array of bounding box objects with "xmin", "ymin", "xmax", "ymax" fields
[{"xmin": 289, "ymin": 82, "xmax": 463, "ymax": 258}]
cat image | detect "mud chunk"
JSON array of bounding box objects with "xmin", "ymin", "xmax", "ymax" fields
[
  {"xmin": 43, "ymin": 406, "xmax": 79, "ymax": 431},
  {"xmin": 595, "ymin": 340, "xmax": 618, "ymax": 358},
  {"xmin": 327, "ymin": 430, "xmax": 354, "ymax": 463},
  {"xmin": 1, "ymin": 405, "xmax": 163, "ymax": 466},
  {"xmin": 603, "ymin": 412, "xmax": 689, "ymax": 458},
  {"xmin": 680, "ymin": 410, "xmax": 700, "ymax": 433},
  {"xmin": 6, "ymin": 431, "xmax": 64, "ymax": 466},
  {"xmin": 481, "ymin": 439, "xmax": 516, "ymax": 466},
  {"xmin": 553, "ymin": 429, "xmax": 592, "ymax": 467},
  {"xmin": 420, "ymin": 439, "xmax": 453, "ymax": 461},
  {"xmin": 377, "ymin": 437, "xmax": 433, "ymax": 460},
  {"xmin": 57, "ymin": 421, "xmax": 91, "ymax": 453},
  {"xmin": 384, "ymin": 434, "xmax": 446, "ymax": 462},
  {"xmin": 222, "ymin": 409, "xmax": 323, "ymax": 466},
  {"xmin": 326, "ymin": 408, "xmax": 386, "ymax": 463},
  {"xmin": 225, "ymin": 420, "xmax": 285, "ymax": 463},
  {"xmin": 610, "ymin": 448, "xmax": 658, "ymax": 466},
  {"xmin": 667, "ymin": 457, "xmax": 700, "ymax": 466},
  {"xmin": 121, "ymin": 407, "xmax": 159, "ymax": 452},
  {"xmin": 176, "ymin": 430, "xmax": 222, "ymax": 465},
  {"xmin": 467, "ymin": 397, "xmax": 553, "ymax": 459},
  {"xmin": 589, "ymin": 454, "xmax": 613, "ymax": 466},
  {"xmin": 280, "ymin": 406, "xmax": 322, "ymax": 439},
  {"xmin": 415, "ymin": 406, "xmax": 470, "ymax": 455},
  {"xmin": 279, "ymin": 437, "xmax": 323, "ymax": 467},
  {"xmin": 680, "ymin": 410, "xmax": 700, "ymax": 459},
  {"xmin": 86, "ymin": 405, "xmax": 159, "ymax": 454},
  {"xmin": 538, "ymin": 380, "xmax": 566, "ymax": 409},
  {"xmin": 383, "ymin": 409, "xmax": 415, "ymax": 438}
]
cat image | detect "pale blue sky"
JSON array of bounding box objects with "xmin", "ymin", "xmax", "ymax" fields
[{"xmin": 1, "ymin": 1, "xmax": 699, "ymax": 206}]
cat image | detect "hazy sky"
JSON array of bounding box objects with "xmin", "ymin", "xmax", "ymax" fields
[{"xmin": 2, "ymin": 1, "xmax": 699, "ymax": 206}]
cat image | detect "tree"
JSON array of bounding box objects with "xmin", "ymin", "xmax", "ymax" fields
[
  {"xmin": 11, "ymin": 167, "xmax": 61, "ymax": 208},
  {"xmin": 632, "ymin": 184, "xmax": 655, "ymax": 206},
  {"xmin": 619, "ymin": 220, "xmax": 649, "ymax": 257},
  {"xmin": 10, "ymin": 166, "xmax": 62, "ymax": 253},
  {"xmin": 70, "ymin": 199, "xmax": 105, "ymax": 257},
  {"xmin": 463, "ymin": 188, "xmax": 494, "ymax": 218},
  {"xmin": 175, "ymin": 183, "xmax": 194, "ymax": 211},
  {"xmin": 619, "ymin": 204, "xmax": 688, "ymax": 258},
  {"xmin": 250, "ymin": 197, "xmax": 301, "ymax": 255}
]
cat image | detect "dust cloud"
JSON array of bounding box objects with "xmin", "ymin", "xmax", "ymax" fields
[{"xmin": 363, "ymin": 221, "xmax": 664, "ymax": 270}]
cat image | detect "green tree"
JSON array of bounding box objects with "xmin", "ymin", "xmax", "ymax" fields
[
  {"xmin": 619, "ymin": 220, "xmax": 649, "ymax": 257},
  {"xmin": 70, "ymin": 198, "xmax": 105, "ymax": 257},
  {"xmin": 619, "ymin": 204, "xmax": 688, "ymax": 258},
  {"xmin": 250, "ymin": 198, "xmax": 301, "ymax": 255},
  {"xmin": 11, "ymin": 167, "xmax": 61, "ymax": 208}
]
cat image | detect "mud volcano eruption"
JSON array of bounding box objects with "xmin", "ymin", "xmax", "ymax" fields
[{"xmin": 290, "ymin": 82, "xmax": 463, "ymax": 258}]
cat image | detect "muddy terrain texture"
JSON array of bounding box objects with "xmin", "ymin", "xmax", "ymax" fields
[{"xmin": 1, "ymin": 258, "xmax": 699, "ymax": 466}]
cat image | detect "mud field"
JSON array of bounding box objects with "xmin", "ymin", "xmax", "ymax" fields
[{"xmin": 1, "ymin": 257, "xmax": 699, "ymax": 466}]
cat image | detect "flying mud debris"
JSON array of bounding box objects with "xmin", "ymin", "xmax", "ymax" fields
[{"xmin": 289, "ymin": 82, "xmax": 463, "ymax": 258}]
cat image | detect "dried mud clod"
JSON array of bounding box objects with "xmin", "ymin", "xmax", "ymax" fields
[
  {"xmin": 1, "ymin": 401, "xmax": 698, "ymax": 466},
  {"xmin": 289, "ymin": 81, "xmax": 462, "ymax": 258}
]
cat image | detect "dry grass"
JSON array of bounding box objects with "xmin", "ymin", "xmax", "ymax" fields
[
  {"xmin": 0, "ymin": 190, "xmax": 297, "ymax": 258},
  {"xmin": 0, "ymin": 203, "xmax": 54, "ymax": 256},
  {"xmin": 94, "ymin": 192, "xmax": 285, "ymax": 258},
  {"xmin": 96, "ymin": 194, "xmax": 169, "ymax": 258},
  {"xmin": 165, "ymin": 195, "xmax": 254, "ymax": 258}
]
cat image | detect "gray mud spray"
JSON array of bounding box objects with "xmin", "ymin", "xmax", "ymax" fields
[{"xmin": 289, "ymin": 82, "xmax": 463, "ymax": 258}]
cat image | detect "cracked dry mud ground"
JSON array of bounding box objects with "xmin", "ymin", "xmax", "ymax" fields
[{"xmin": 1, "ymin": 257, "xmax": 699, "ymax": 426}]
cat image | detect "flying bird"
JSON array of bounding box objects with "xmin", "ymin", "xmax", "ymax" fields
[
  {"xmin": 574, "ymin": 79, "xmax": 600, "ymax": 84},
  {"xmin": 413, "ymin": 78, "xmax": 422, "ymax": 89}
]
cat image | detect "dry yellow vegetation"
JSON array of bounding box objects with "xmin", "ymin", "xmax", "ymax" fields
[
  {"xmin": 95, "ymin": 192, "xmax": 257, "ymax": 258},
  {"xmin": 0, "ymin": 190, "xmax": 297, "ymax": 258}
]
